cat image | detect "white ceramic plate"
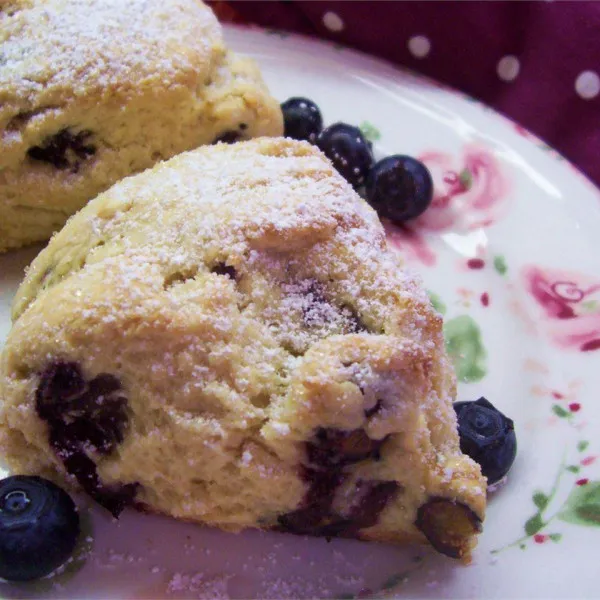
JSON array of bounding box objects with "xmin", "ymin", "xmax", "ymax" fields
[{"xmin": 1, "ymin": 25, "xmax": 599, "ymax": 599}]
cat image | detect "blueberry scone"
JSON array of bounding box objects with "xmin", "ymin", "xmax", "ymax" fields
[
  {"xmin": 0, "ymin": 138, "xmax": 486, "ymax": 561},
  {"xmin": 0, "ymin": 0, "xmax": 283, "ymax": 253}
]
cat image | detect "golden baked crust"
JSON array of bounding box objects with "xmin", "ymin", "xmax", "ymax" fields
[
  {"xmin": 0, "ymin": 138, "xmax": 486, "ymax": 561},
  {"xmin": 0, "ymin": 0, "xmax": 283, "ymax": 253}
]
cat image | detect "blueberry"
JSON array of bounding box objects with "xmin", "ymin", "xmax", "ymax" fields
[
  {"xmin": 27, "ymin": 128, "xmax": 95, "ymax": 172},
  {"xmin": 415, "ymin": 497, "xmax": 481, "ymax": 560},
  {"xmin": 316, "ymin": 123, "xmax": 374, "ymax": 189},
  {"xmin": 0, "ymin": 476, "xmax": 79, "ymax": 581},
  {"xmin": 454, "ymin": 397, "xmax": 517, "ymax": 485},
  {"xmin": 212, "ymin": 131, "xmax": 241, "ymax": 144},
  {"xmin": 35, "ymin": 362, "xmax": 139, "ymax": 517},
  {"xmin": 365, "ymin": 155, "xmax": 433, "ymax": 222},
  {"xmin": 281, "ymin": 97, "xmax": 323, "ymax": 143}
]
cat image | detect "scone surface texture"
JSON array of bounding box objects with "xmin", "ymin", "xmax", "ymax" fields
[
  {"xmin": 0, "ymin": 137, "xmax": 486, "ymax": 561},
  {"xmin": 0, "ymin": 0, "xmax": 283, "ymax": 252}
]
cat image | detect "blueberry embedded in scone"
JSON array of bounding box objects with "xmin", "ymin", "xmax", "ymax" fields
[
  {"xmin": 0, "ymin": 0, "xmax": 283, "ymax": 253},
  {"xmin": 35, "ymin": 361, "xmax": 139, "ymax": 517},
  {"xmin": 0, "ymin": 137, "xmax": 486, "ymax": 561}
]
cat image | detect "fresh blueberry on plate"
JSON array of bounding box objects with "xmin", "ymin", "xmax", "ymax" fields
[
  {"xmin": 454, "ymin": 397, "xmax": 517, "ymax": 485},
  {"xmin": 365, "ymin": 155, "xmax": 433, "ymax": 222},
  {"xmin": 316, "ymin": 122, "xmax": 374, "ymax": 189},
  {"xmin": 281, "ymin": 97, "xmax": 323, "ymax": 143},
  {"xmin": 0, "ymin": 475, "xmax": 80, "ymax": 582}
]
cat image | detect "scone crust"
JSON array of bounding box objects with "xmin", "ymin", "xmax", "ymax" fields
[
  {"xmin": 1, "ymin": 138, "xmax": 486, "ymax": 561},
  {"xmin": 0, "ymin": 0, "xmax": 283, "ymax": 252}
]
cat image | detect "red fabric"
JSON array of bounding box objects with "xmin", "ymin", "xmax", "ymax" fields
[{"xmin": 210, "ymin": 1, "xmax": 600, "ymax": 188}]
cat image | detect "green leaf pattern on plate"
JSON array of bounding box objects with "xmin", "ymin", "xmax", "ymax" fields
[
  {"xmin": 552, "ymin": 404, "xmax": 570, "ymax": 418},
  {"xmin": 444, "ymin": 315, "xmax": 487, "ymax": 382},
  {"xmin": 558, "ymin": 482, "xmax": 600, "ymax": 527},
  {"xmin": 265, "ymin": 29, "xmax": 289, "ymax": 39},
  {"xmin": 524, "ymin": 513, "xmax": 544, "ymax": 536},
  {"xmin": 533, "ymin": 492, "xmax": 549, "ymax": 511},
  {"xmin": 581, "ymin": 300, "xmax": 599, "ymax": 313},
  {"xmin": 427, "ymin": 290, "xmax": 447, "ymax": 315},
  {"xmin": 334, "ymin": 557, "xmax": 424, "ymax": 598},
  {"xmin": 390, "ymin": 287, "xmax": 598, "ymax": 563},
  {"xmin": 493, "ymin": 427, "xmax": 599, "ymax": 553},
  {"xmin": 493, "ymin": 255, "xmax": 508, "ymax": 275},
  {"xmin": 359, "ymin": 121, "xmax": 381, "ymax": 143},
  {"xmin": 458, "ymin": 168, "xmax": 473, "ymax": 191},
  {"xmin": 381, "ymin": 573, "xmax": 408, "ymax": 590}
]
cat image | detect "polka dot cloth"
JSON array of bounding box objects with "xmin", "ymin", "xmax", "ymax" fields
[
  {"xmin": 575, "ymin": 71, "xmax": 600, "ymax": 100},
  {"xmin": 209, "ymin": 0, "xmax": 600, "ymax": 188},
  {"xmin": 407, "ymin": 36, "xmax": 431, "ymax": 59},
  {"xmin": 322, "ymin": 11, "xmax": 344, "ymax": 32},
  {"xmin": 497, "ymin": 56, "xmax": 520, "ymax": 82}
]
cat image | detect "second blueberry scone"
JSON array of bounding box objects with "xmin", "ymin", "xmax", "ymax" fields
[
  {"xmin": 1, "ymin": 138, "xmax": 486, "ymax": 561},
  {"xmin": 0, "ymin": 0, "xmax": 282, "ymax": 253}
]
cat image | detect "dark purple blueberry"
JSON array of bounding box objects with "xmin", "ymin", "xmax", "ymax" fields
[
  {"xmin": 212, "ymin": 130, "xmax": 241, "ymax": 144},
  {"xmin": 277, "ymin": 476, "xmax": 399, "ymax": 538},
  {"xmin": 276, "ymin": 426, "xmax": 395, "ymax": 539},
  {"xmin": 341, "ymin": 305, "xmax": 369, "ymax": 333},
  {"xmin": 415, "ymin": 497, "xmax": 482, "ymax": 560},
  {"xmin": 277, "ymin": 504, "xmax": 328, "ymax": 536},
  {"xmin": 343, "ymin": 480, "xmax": 400, "ymax": 531},
  {"xmin": 27, "ymin": 128, "xmax": 95, "ymax": 172},
  {"xmin": 316, "ymin": 123, "xmax": 374, "ymax": 188},
  {"xmin": 281, "ymin": 97, "xmax": 323, "ymax": 143},
  {"xmin": 307, "ymin": 428, "xmax": 387, "ymax": 467},
  {"xmin": 277, "ymin": 466, "xmax": 343, "ymax": 536},
  {"xmin": 36, "ymin": 364, "xmax": 127, "ymax": 456},
  {"xmin": 453, "ymin": 397, "xmax": 517, "ymax": 485},
  {"xmin": 299, "ymin": 282, "xmax": 329, "ymax": 327},
  {"xmin": 211, "ymin": 263, "xmax": 237, "ymax": 280},
  {"xmin": 52, "ymin": 434, "xmax": 138, "ymax": 517},
  {"xmin": 365, "ymin": 155, "xmax": 433, "ymax": 222},
  {"xmin": 35, "ymin": 362, "xmax": 138, "ymax": 517},
  {"xmin": 364, "ymin": 399, "xmax": 383, "ymax": 419},
  {"xmin": 0, "ymin": 476, "xmax": 79, "ymax": 581},
  {"xmin": 292, "ymin": 282, "xmax": 369, "ymax": 334}
]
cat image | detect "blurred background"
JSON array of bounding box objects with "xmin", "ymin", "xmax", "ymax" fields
[{"xmin": 209, "ymin": 0, "xmax": 600, "ymax": 188}]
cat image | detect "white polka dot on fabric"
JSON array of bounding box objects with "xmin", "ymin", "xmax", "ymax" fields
[
  {"xmin": 497, "ymin": 55, "xmax": 520, "ymax": 82},
  {"xmin": 322, "ymin": 11, "xmax": 344, "ymax": 33},
  {"xmin": 407, "ymin": 35, "xmax": 431, "ymax": 59},
  {"xmin": 575, "ymin": 70, "xmax": 600, "ymax": 100}
]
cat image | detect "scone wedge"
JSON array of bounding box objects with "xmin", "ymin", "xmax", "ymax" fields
[
  {"xmin": 0, "ymin": 0, "xmax": 282, "ymax": 253},
  {"xmin": 0, "ymin": 138, "xmax": 486, "ymax": 561}
]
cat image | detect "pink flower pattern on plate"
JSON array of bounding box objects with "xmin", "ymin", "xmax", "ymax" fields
[
  {"xmin": 385, "ymin": 145, "xmax": 510, "ymax": 266},
  {"xmin": 522, "ymin": 266, "xmax": 600, "ymax": 352}
]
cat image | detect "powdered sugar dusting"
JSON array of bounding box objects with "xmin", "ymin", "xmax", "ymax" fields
[
  {"xmin": 167, "ymin": 572, "xmax": 231, "ymax": 598},
  {"xmin": 1, "ymin": 0, "xmax": 220, "ymax": 110},
  {"xmin": 12, "ymin": 136, "xmax": 467, "ymax": 475},
  {"xmin": 2, "ymin": 137, "xmax": 486, "ymax": 584},
  {"xmin": 21, "ymin": 138, "xmax": 434, "ymax": 341}
]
